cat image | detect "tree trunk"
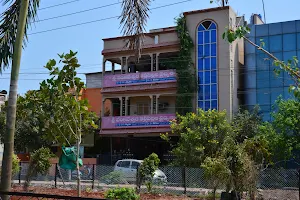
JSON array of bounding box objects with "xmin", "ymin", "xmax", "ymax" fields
[
  {"xmin": 76, "ymin": 140, "xmax": 81, "ymax": 197},
  {"xmin": 0, "ymin": 1, "xmax": 29, "ymax": 199}
]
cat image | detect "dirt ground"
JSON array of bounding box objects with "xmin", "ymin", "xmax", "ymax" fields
[{"xmin": 11, "ymin": 186, "xmax": 200, "ymax": 200}]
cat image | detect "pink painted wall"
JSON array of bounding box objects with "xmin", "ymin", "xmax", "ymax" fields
[
  {"xmin": 103, "ymin": 69, "xmax": 176, "ymax": 88},
  {"xmin": 102, "ymin": 114, "xmax": 176, "ymax": 129}
]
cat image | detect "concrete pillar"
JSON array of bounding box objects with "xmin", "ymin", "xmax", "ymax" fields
[
  {"xmin": 102, "ymin": 59, "xmax": 106, "ymax": 78},
  {"xmin": 155, "ymin": 95, "xmax": 160, "ymax": 114},
  {"xmin": 150, "ymin": 95, "xmax": 153, "ymax": 114},
  {"xmin": 150, "ymin": 54, "xmax": 154, "ymax": 71},
  {"xmin": 119, "ymin": 97, "xmax": 123, "ymax": 116},
  {"xmin": 156, "ymin": 53, "xmax": 160, "ymax": 71},
  {"xmin": 112, "ymin": 63, "xmax": 115, "ymax": 75},
  {"xmin": 125, "ymin": 97, "xmax": 129, "ymax": 116}
]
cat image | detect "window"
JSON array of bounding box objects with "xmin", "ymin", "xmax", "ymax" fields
[
  {"xmin": 120, "ymin": 161, "xmax": 130, "ymax": 168},
  {"xmin": 154, "ymin": 35, "xmax": 159, "ymax": 44},
  {"xmin": 131, "ymin": 161, "xmax": 140, "ymax": 169},
  {"xmin": 197, "ymin": 20, "xmax": 218, "ymax": 110},
  {"xmin": 137, "ymin": 103, "xmax": 149, "ymax": 115}
]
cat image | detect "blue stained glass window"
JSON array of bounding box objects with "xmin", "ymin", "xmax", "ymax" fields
[
  {"xmin": 204, "ymin": 44, "xmax": 210, "ymax": 56},
  {"xmin": 211, "ymin": 43, "xmax": 217, "ymax": 56},
  {"xmin": 198, "ymin": 72, "xmax": 204, "ymax": 84},
  {"xmin": 205, "ymin": 101, "xmax": 211, "ymax": 111},
  {"xmin": 198, "ymin": 32, "xmax": 204, "ymax": 44},
  {"xmin": 211, "ymin": 100, "xmax": 217, "ymax": 109},
  {"xmin": 205, "ymin": 31, "xmax": 210, "ymax": 43},
  {"xmin": 198, "ymin": 45, "xmax": 203, "ymax": 57},
  {"xmin": 198, "ymin": 101, "xmax": 204, "ymax": 108},
  {"xmin": 211, "ymin": 70, "xmax": 217, "ymax": 83},
  {"xmin": 205, "ymin": 71, "xmax": 211, "ymax": 84},
  {"xmin": 198, "ymin": 89, "xmax": 203, "ymax": 100},
  {"xmin": 205, "ymin": 58, "xmax": 210, "ymax": 70},
  {"xmin": 197, "ymin": 20, "xmax": 218, "ymax": 110},
  {"xmin": 205, "ymin": 85, "xmax": 210, "ymax": 100},
  {"xmin": 198, "ymin": 59, "xmax": 203, "ymax": 71},
  {"xmin": 211, "ymin": 30, "xmax": 217, "ymax": 42},
  {"xmin": 209, "ymin": 22, "xmax": 216, "ymax": 30},
  {"xmin": 198, "ymin": 24, "xmax": 205, "ymax": 31},
  {"xmin": 211, "ymin": 57, "xmax": 217, "ymax": 69},
  {"xmin": 211, "ymin": 84, "xmax": 217, "ymax": 99}
]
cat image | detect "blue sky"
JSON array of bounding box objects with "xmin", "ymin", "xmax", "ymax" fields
[{"xmin": 0, "ymin": 0, "xmax": 300, "ymax": 94}]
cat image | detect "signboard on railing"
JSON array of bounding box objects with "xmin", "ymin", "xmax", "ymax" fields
[
  {"xmin": 102, "ymin": 114, "xmax": 176, "ymax": 129},
  {"xmin": 103, "ymin": 69, "xmax": 176, "ymax": 88}
]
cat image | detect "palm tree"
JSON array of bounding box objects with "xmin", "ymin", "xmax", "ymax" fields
[
  {"xmin": 0, "ymin": 0, "xmax": 40, "ymax": 196},
  {"xmin": 120, "ymin": 0, "xmax": 151, "ymax": 60}
]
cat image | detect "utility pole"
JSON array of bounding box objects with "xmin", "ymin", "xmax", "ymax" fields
[{"xmin": 0, "ymin": 0, "xmax": 29, "ymax": 199}]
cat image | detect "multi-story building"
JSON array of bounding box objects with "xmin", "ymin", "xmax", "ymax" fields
[
  {"xmin": 85, "ymin": 6, "xmax": 245, "ymax": 163},
  {"xmin": 244, "ymin": 17, "xmax": 300, "ymax": 121}
]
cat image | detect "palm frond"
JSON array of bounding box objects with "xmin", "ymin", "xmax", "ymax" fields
[
  {"xmin": 120, "ymin": 0, "xmax": 151, "ymax": 61},
  {"xmin": 0, "ymin": 0, "xmax": 40, "ymax": 73}
]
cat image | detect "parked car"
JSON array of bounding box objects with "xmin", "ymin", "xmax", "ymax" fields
[{"xmin": 114, "ymin": 159, "xmax": 167, "ymax": 183}]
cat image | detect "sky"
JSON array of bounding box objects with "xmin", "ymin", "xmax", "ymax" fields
[{"xmin": 0, "ymin": 0, "xmax": 300, "ymax": 95}]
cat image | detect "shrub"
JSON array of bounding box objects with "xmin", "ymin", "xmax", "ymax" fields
[
  {"xmin": 105, "ymin": 187, "xmax": 140, "ymax": 200},
  {"xmin": 12, "ymin": 154, "xmax": 20, "ymax": 176},
  {"xmin": 101, "ymin": 171, "xmax": 128, "ymax": 185},
  {"xmin": 24, "ymin": 147, "xmax": 54, "ymax": 190},
  {"xmin": 137, "ymin": 153, "xmax": 160, "ymax": 193}
]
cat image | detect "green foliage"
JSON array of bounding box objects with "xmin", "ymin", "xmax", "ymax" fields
[
  {"xmin": 272, "ymin": 98, "xmax": 300, "ymax": 160},
  {"xmin": 164, "ymin": 109, "xmax": 231, "ymax": 167},
  {"xmin": 175, "ymin": 15, "xmax": 196, "ymax": 115},
  {"xmin": 137, "ymin": 153, "xmax": 160, "ymax": 193},
  {"xmin": 105, "ymin": 187, "xmax": 140, "ymax": 200},
  {"xmin": 231, "ymin": 106, "xmax": 262, "ymax": 143},
  {"xmin": 0, "ymin": 97, "xmax": 52, "ymax": 152},
  {"xmin": 101, "ymin": 171, "xmax": 128, "ymax": 185},
  {"xmin": 12, "ymin": 154, "xmax": 20, "ymax": 177},
  {"xmin": 24, "ymin": 147, "xmax": 54, "ymax": 190},
  {"xmin": 201, "ymin": 156, "xmax": 230, "ymax": 197}
]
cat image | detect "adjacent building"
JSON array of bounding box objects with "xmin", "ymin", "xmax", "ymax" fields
[{"xmin": 244, "ymin": 17, "xmax": 300, "ymax": 121}]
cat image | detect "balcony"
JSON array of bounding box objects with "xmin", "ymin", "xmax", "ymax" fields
[
  {"xmin": 102, "ymin": 69, "xmax": 177, "ymax": 93},
  {"xmin": 101, "ymin": 114, "xmax": 176, "ymax": 135}
]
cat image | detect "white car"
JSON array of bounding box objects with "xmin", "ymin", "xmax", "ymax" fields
[{"xmin": 114, "ymin": 159, "xmax": 167, "ymax": 183}]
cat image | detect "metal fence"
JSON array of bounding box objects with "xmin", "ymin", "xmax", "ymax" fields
[
  {"xmin": 14, "ymin": 163, "xmax": 299, "ymax": 200},
  {"xmin": 0, "ymin": 191, "xmax": 105, "ymax": 200}
]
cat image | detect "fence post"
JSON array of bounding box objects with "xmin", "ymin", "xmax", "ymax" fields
[
  {"xmin": 182, "ymin": 167, "xmax": 187, "ymax": 194},
  {"xmin": 54, "ymin": 163, "xmax": 57, "ymax": 188},
  {"xmin": 18, "ymin": 162, "xmax": 22, "ymax": 185},
  {"xmin": 92, "ymin": 164, "xmax": 95, "ymax": 189},
  {"xmin": 298, "ymin": 168, "xmax": 300, "ymax": 200}
]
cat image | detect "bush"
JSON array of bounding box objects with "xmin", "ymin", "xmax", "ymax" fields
[
  {"xmin": 105, "ymin": 187, "xmax": 140, "ymax": 200},
  {"xmin": 137, "ymin": 153, "xmax": 160, "ymax": 193},
  {"xmin": 0, "ymin": 154, "xmax": 20, "ymax": 178},
  {"xmin": 24, "ymin": 147, "xmax": 54, "ymax": 190},
  {"xmin": 101, "ymin": 171, "xmax": 128, "ymax": 185},
  {"xmin": 12, "ymin": 154, "xmax": 20, "ymax": 176}
]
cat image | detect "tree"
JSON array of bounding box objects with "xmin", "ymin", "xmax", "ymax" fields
[
  {"xmin": 272, "ymin": 98, "xmax": 300, "ymax": 162},
  {"xmin": 162, "ymin": 109, "xmax": 232, "ymax": 167},
  {"xmin": 0, "ymin": 0, "xmax": 40, "ymax": 195},
  {"xmin": 31, "ymin": 51, "xmax": 98, "ymax": 196},
  {"xmin": 0, "ymin": 94, "xmax": 51, "ymax": 153}
]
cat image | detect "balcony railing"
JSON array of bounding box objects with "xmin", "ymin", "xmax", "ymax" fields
[
  {"xmin": 102, "ymin": 69, "xmax": 177, "ymax": 88},
  {"xmin": 101, "ymin": 114, "xmax": 176, "ymax": 130}
]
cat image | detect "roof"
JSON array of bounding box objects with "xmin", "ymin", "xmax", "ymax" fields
[
  {"xmin": 183, "ymin": 6, "xmax": 229, "ymax": 16},
  {"xmin": 102, "ymin": 27, "xmax": 177, "ymax": 41}
]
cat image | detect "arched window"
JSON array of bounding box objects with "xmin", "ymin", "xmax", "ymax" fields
[{"xmin": 197, "ymin": 20, "xmax": 218, "ymax": 111}]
